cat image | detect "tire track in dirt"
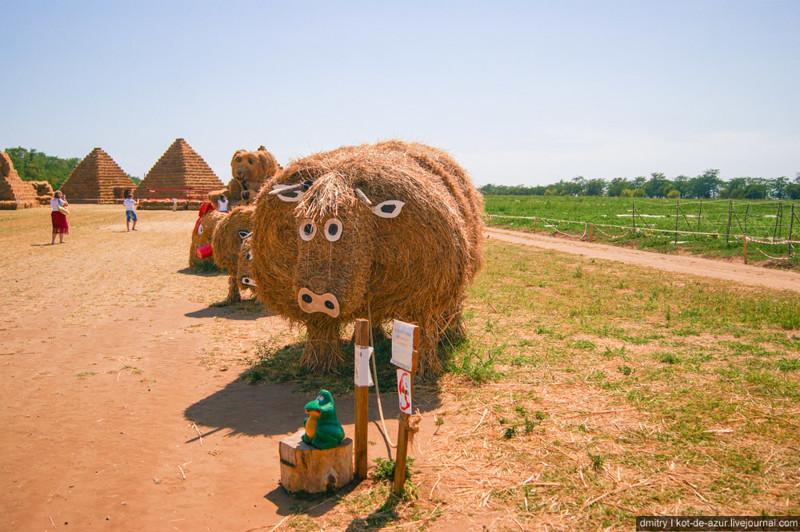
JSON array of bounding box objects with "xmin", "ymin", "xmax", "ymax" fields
[{"xmin": 486, "ymin": 227, "xmax": 800, "ymax": 293}]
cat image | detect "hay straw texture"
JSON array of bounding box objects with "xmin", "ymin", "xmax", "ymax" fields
[
  {"xmin": 189, "ymin": 210, "xmax": 226, "ymax": 267},
  {"xmin": 136, "ymin": 138, "xmax": 223, "ymax": 200},
  {"xmin": 0, "ymin": 152, "xmax": 38, "ymax": 207},
  {"xmin": 29, "ymin": 180, "xmax": 54, "ymax": 198},
  {"xmin": 211, "ymin": 206, "xmax": 255, "ymax": 304},
  {"xmin": 60, "ymin": 148, "xmax": 135, "ymax": 203},
  {"xmin": 251, "ymin": 140, "xmax": 484, "ymax": 374},
  {"xmin": 228, "ymin": 146, "xmax": 281, "ymax": 205}
]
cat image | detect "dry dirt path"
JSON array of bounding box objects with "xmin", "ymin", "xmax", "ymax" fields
[
  {"xmin": 0, "ymin": 206, "xmax": 415, "ymax": 531},
  {"xmin": 486, "ymin": 226, "xmax": 800, "ymax": 293}
]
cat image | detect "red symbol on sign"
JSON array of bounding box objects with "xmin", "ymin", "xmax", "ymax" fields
[{"xmin": 398, "ymin": 371, "xmax": 411, "ymax": 411}]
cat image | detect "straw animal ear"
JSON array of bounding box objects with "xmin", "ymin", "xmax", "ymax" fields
[
  {"xmin": 371, "ymin": 200, "xmax": 405, "ymax": 219},
  {"xmin": 231, "ymin": 149, "xmax": 247, "ymax": 166}
]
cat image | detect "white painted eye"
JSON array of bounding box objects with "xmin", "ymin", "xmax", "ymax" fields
[
  {"xmin": 246, "ymin": 251, "xmax": 252, "ymax": 261},
  {"xmin": 299, "ymin": 219, "xmax": 316, "ymax": 241},
  {"xmin": 238, "ymin": 230, "xmax": 251, "ymax": 240},
  {"xmin": 197, "ymin": 224, "xmax": 204, "ymax": 235},
  {"xmin": 323, "ymin": 218, "xmax": 342, "ymax": 242},
  {"xmin": 241, "ymin": 277, "xmax": 256, "ymax": 287},
  {"xmin": 271, "ymin": 184, "xmax": 304, "ymax": 202},
  {"xmin": 372, "ymin": 200, "xmax": 405, "ymax": 219}
]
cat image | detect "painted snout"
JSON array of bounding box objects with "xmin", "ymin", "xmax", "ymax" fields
[
  {"xmin": 297, "ymin": 288, "xmax": 340, "ymax": 318},
  {"xmin": 195, "ymin": 244, "xmax": 213, "ymax": 259}
]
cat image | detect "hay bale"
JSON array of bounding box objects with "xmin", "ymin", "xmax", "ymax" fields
[
  {"xmin": 189, "ymin": 209, "xmax": 226, "ymax": 267},
  {"xmin": 228, "ymin": 146, "xmax": 281, "ymax": 205},
  {"xmin": 29, "ymin": 180, "xmax": 54, "ymax": 197},
  {"xmin": 211, "ymin": 205, "xmax": 255, "ymax": 304},
  {"xmin": 251, "ymin": 140, "xmax": 484, "ymax": 375}
]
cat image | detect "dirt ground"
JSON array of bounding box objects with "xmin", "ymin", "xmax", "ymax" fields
[{"xmin": 1, "ymin": 206, "xmax": 798, "ymax": 531}]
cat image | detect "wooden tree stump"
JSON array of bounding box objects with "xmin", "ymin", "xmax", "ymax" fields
[{"xmin": 279, "ymin": 429, "xmax": 353, "ymax": 494}]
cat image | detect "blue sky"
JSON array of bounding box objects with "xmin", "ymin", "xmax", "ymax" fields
[{"xmin": 1, "ymin": 1, "xmax": 798, "ymax": 186}]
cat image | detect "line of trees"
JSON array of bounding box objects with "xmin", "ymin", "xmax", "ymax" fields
[
  {"xmin": 4, "ymin": 147, "xmax": 141, "ymax": 190},
  {"xmin": 481, "ymin": 170, "xmax": 800, "ymax": 200}
]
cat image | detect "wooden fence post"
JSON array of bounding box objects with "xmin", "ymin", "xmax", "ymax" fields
[
  {"xmin": 726, "ymin": 200, "xmax": 733, "ymax": 245},
  {"xmin": 533, "ymin": 216, "xmax": 537, "ymax": 233},
  {"xmin": 354, "ymin": 319, "xmax": 370, "ymax": 480},
  {"xmin": 697, "ymin": 200, "xmax": 703, "ymax": 232},
  {"xmin": 674, "ymin": 198, "xmax": 680, "ymax": 245},
  {"xmin": 392, "ymin": 326, "xmax": 419, "ymax": 496},
  {"xmin": 743, "ymin": 234, "xmax": 748, "ymax": 265},
  {"xmin": 789, "ymin": 204, "xmax": 795, "ymax": 257},
  {"xmin": 588, "ymin": 223, "xmax": 594, "ymax": 242},
  {"xmin": 632, "ymin": 200, "xmax": 636, "ymax": 233}
]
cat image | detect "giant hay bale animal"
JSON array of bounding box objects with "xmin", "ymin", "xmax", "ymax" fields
[
  {"xmin": 228, "ymin": 146, "xmax": 281, "ymax": 205},
  {"xmin": 251, "ymin": 140, "xmax": 484, "ymax": 375},
  {"xmin": 189, "ymin": 204, "xmax": 226, "ymax": 267},
  {"xmin": 211, "ymin": 205, "xmax": 255, "ymax": 304}
]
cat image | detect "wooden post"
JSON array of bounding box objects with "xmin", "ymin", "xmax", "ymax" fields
[
  {"xmin": 533, "ymin": 216, "xmax": 537, "ymax": 233},
  {"xmin": 588, "ymin": 223, "xmax": 594, "ymax": 242},
  {"xmin": 743, "ymin": 233, "xmax": 748, "ymax": 265},
  {"xmin": 726, "ymin": 200, "xmax": 733, "ymax": 245},
  {"xmin": 773, "ymin": 201, "xmax": 782, "ymax": 240},
  {"xmin": 744, "ymin": 203, "xmax": 749, "ymax": 236},
  {"xmin": 788, "ymin": 204, "xmax": 795, "ymax": 257},
  {"xmin": 354, "ymin": 319, "xmax": 370, "ymax": 480},
  {"xmin": 674, "ymin": 198, "xmax": 680, "ymax": 245},
  {"xmin": 392, "ymin": 326, "xmax": 419, "ymax": 496},
  {"xmin": 632, "ymin": 200, "xmax": 636, "ymax": 233},
  {"xmin": 697, "ymin": 200, "xmax": 702, "ymax": 232}
]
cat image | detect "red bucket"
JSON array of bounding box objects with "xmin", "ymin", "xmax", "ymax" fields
[{"xmin": 195, "ymin": 244, "xmax": 213, "ymax": 259}]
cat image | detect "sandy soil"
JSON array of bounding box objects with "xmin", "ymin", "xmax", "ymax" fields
[
  {"xmin": 486, "ymin": 227, "xmax": 800, "ymax": 293},
  {"xmin": 0, "ymin": 206, "xmax": 424, "ymax": 531},
  {"xmin": 1, "ymin": 206, "xmax": 796, "ymax": 531}
]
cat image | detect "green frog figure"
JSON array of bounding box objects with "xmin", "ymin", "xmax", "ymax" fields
[{"xmin": 302, "ymin": 390, "xmax": 345, "ymax": 450}]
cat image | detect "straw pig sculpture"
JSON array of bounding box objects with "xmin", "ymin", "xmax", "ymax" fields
[
  {"xmin": 211, "ymin": 205, "xmax": 255, "ymax": 304},
  {"xmin": 251, "ymin": 140, "xmax": 484, "ymax": 375},
  {"xmin": 189, "ymin": 209, "xmax": 226, "ymax": 267}
]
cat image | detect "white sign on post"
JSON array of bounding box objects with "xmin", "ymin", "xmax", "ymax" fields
[
  {"xmin": 354, "ymin": 345, "xmax": 374, "ymax": 387},
  {"xmin": 390, "ymin": 320, "xmax": 416, "ymax": 371},
  {"xmin": 396, "ymin": 369, "xmax": 412, "ymax": 414}
]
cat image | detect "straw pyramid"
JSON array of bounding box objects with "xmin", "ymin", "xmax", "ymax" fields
[
  {"xmin": 0, "ymin": 151, "xmax": 37, "ymax": 204},
  {"xmin": 60, "ymin": 148, "xmax": 135, "ymax": 203},
  {"xmin": 135, "ymin": 138, "xmax": 223, "ymax": 199}
]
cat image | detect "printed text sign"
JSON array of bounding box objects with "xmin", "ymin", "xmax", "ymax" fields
[{"xmin": 390, "ymin": 320, "xmax": 416, "ymax": 371}]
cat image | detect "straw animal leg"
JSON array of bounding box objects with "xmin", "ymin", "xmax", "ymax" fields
[
  {"xmin": 301, "ymin": 321, "xmax": 345, "ymax": 372},
  {"xmin": 215, "ymin": 275, "xmax": 241, "ymax": 306}
]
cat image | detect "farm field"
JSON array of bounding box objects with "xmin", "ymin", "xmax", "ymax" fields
[
  {"xmin": 1, "ymin": 205, "xmax": 799, "ymax": 530},
  {"xmin": 485, "ymin": 195, "xmax": 800, "ymax": 269}
]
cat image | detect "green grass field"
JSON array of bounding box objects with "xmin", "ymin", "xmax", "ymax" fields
[{"xmin": 484, "ymin": 196, "xmax": 800, "ymax": 267}]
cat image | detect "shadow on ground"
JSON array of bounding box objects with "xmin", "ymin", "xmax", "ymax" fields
[{"xmin": 184, "ymin": 299, "xmax": 275, "ymax": 320}]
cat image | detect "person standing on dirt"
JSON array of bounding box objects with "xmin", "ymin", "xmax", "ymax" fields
[
  {"xmin": 217, "ymin": 194, "xmax": 228, "ymax": 213},
  {"xmin": 50, "ymin": 190, "xmax": 69, "ymax": 244},
  {"xmin": 123, "ymin": 192, "xmax": 139, "ymax": 231}
]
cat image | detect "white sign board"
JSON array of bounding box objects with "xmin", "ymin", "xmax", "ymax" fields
[
  {"xmin": 396, "ymin": 369, "xmax": 412, "ymax": 414},
  {"xmin": 390, "ymin": 320, "xmax": 416, "ymax": 371},
  {"xmin": 354, "ymin": 345, "xmax": 374, "ymax": 387}
]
